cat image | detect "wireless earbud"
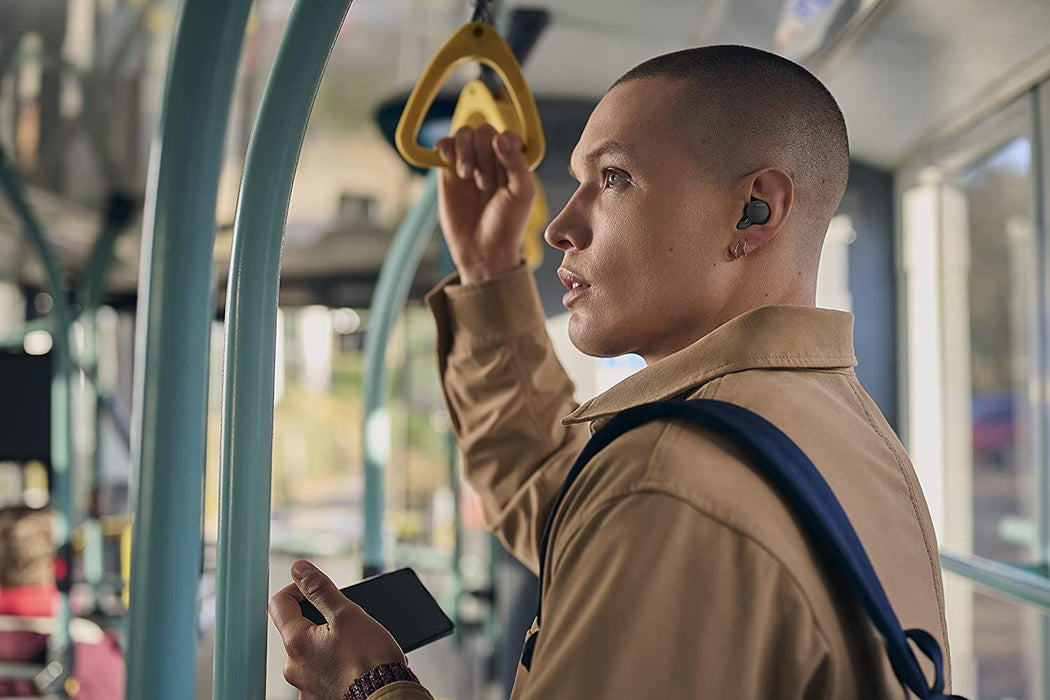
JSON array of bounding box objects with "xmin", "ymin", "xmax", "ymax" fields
[{"xmin": 736, "ymin": 199, "xmax": 770, "ymax": 230}]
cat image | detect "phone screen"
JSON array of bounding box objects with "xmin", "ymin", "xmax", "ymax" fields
[{"xmin": 297, "ymin": 567, "xmax": 454, "ymax": 653}]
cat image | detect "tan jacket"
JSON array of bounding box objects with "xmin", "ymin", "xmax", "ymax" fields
[{"xmin": 379, "ymin": 263, "xmax": 949, "ymax": 700}]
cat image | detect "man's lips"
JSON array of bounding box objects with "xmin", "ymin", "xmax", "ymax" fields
[
  {"xmin": 558, "ymin": 268, "xmax": 591, "ymax": 308},
  {"xmin": 557, "ymin": 268, "xmax": 591, "ymax": 291}
]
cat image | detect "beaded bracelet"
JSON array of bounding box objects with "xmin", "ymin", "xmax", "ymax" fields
[{"xmin": 343, "ymin": 663, "xmax": 419, "ymax": 700}]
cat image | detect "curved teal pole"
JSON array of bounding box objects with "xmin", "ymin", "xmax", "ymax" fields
[
  {"xmin": 361, "ymin": 5, "xmax": 518, "ymax": 579},
  {"xmin": 362, "ymin": 172, "xmax": 439, "ymax": 575},
  {"xmin": 0, "ymin": 148, "xmax": 76, "ymax": 687},
  {"xmin": 215, "ymin": 1, "xmax": 353, "ymax": 697},
  {"xmin": 125, "ymin": 1, "xmax": 251, "ymax": 698}
]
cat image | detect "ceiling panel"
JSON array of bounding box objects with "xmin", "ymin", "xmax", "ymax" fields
[
  {"xmin": 506, "ymin": 0, "xmax": 1050, "ymax": 168},
  {"xmin": 821, "ymin": 0, "xmax": 1050, "ymax": 167}
]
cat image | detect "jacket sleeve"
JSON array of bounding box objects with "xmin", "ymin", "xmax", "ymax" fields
[
  {"xmin": 425, "ymin": 262, "xmax": 591, "ymax": 574},
  {"xmin": 366, "ymin": 680, "xmax": 435, "ymax": 699},
  {"xmin": 521, "ymin": 491, "xmax": 835, "ymax": 699}
]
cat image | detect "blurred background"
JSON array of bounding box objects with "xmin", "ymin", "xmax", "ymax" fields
[{"xmin": 0, "ymin": 0, "xmax": 1049, "ymax": 698}]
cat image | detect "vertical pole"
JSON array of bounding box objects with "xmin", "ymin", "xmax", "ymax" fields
[
  {"xmin": 78, "ymin": 192, "xmax": 134, "ymax": 598},
  {"xmin": 214, "ymin": 1, "xmax": 353, "ymax": 697},
  {"xmin": 79, "ymin": 193, "xmax": 135, "ymax": 313},
  {"xmin": 1031, "ymin": 81, "xmax": 1050, "ymax": 700},
  {"xmin": 438, "ymin": 238, "xmax": 466, "ymax": 645},
  {"xmin": 362, "ymin": 173, "xmax": 439, "ymax": 576},
  {"xmin": 0, "ymin": 148, "xmax": 76, "ymax": 693},
  {"xmin": 124, "ymin": 1, "xmax": 251, "ymax": 698}
]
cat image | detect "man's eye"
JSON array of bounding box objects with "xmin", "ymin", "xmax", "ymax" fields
[{"xmin": 601, "ymin": 169, "xmax": 628, "ymax": 189}]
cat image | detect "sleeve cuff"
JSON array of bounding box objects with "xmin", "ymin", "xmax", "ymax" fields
[
  {"xmin": 425, "ymin": 261, "xmax": 546, "ymax": 345},
  {"xmin": 366, "ymin": 681, "xmax": 434, "ymax": 699}
]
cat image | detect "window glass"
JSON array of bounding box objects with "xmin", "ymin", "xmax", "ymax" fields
[{"xmin": 953, "ymin": 137, "xmax": 1038, "ymax": 564}]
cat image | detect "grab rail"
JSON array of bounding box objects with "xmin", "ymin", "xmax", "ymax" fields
[
  {"xmin": 214, "ymin": 0, "xmax": 354, "ymax": 696},
  {"xmin": 124, "ymin": 1, "xmax": 252, "ymax": 697},
  {"xmin": 940, "ymin": 551, "xmax": 1050, "ymax": 615}
]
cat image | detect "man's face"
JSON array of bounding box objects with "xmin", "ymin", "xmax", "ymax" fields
[{"xmin": 546, "ymin": 76, "xmax": 738, "ymax": 362}]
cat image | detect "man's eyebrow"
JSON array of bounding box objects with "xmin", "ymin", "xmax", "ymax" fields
[{"xmin": 567, "ymin": 140, "xmax": 634, "ymax": 179}]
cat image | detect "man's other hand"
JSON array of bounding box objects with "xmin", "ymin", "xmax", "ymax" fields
[{"xmin": 268, "ymin": 560, "xmax": 408, "ymax": 699}]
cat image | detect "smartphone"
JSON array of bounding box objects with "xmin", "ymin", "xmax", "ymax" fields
[{"xmin": 298, "ymin": 567, "xmax": 454, "ymax": 653}]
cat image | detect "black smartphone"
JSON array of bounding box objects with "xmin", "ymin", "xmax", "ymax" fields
[{"xmin": 298, "ymin": 567, "xmax": 454, "ymax": 653}]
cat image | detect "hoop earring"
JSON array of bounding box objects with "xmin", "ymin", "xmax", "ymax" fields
[{"xmin": 730, "ymin": 239, "xmax": 748, "ymax": 260}]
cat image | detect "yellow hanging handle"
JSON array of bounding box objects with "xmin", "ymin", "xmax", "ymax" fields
[
  {"xmin": 396, "ymin": 21, "xmax": 546, "ymax": 170},
  {"xmin": 449, "ymin": 79, "xmax": 548, "ymax": 269}
]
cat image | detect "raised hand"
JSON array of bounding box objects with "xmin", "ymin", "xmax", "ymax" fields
[{"xmin": 435, "ymin": 124, "xmax": 536, "ymax": 285}]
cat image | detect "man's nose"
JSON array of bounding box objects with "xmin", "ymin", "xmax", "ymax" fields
[{"xmin": 544, "ymin": 197, "xmax": 591, "ymax": 251}]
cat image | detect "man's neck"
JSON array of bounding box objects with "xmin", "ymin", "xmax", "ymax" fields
[{"xmin": 640, "ymin": 284, "xmax": 817, "ymax": 365}]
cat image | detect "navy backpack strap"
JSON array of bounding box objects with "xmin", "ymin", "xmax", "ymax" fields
[{"xmin": 521, "ymin": 399, "xmax": 964, "ymax": 700}]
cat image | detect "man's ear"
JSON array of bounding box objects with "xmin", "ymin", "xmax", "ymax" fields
[{"xmin": 733, "ymin": 168, "xmax": 794, "ymax": 252}]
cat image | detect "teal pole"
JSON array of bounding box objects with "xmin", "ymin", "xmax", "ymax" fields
[
  {"xmin": 437, "ymin": 240, "xmax": 467, "ymax": 644},
  {"xmin": 361, "ymin": 5, "xmax": 518, "ymax": 579},
  {"xmin": 79, "ymin": 194, "xmax": 134, "ymax": 313},
  {"xmin": 214, "ymin": 1, "xmax": 353, "ymax": 697},
  {"xmin": 124, "ymin": 1, "xmax": 251, "ymax": 698},
  {"xmin": 0, "ymin": 149, "xmax": 76, "ymax": 689},
  {"xmin": 78, "ymin": 193, "xmax": 134, "ymax": 598},
  {"xmin": 362, "ymin": 172, "xmax": 439, "ymax": 575}
]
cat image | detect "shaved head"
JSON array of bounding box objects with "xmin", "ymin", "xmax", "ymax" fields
[
  {"xmin": 611, "ymin": 45, "xmax": 850, "ymax": 260},
  {"xmin": 545, "ymin": 46, "xmax": 850, "ymax": 361}
]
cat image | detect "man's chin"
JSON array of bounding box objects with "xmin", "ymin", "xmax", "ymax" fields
[{"xmin": 567, "ymin": 317, "xmax": 634, "ymax": 359}]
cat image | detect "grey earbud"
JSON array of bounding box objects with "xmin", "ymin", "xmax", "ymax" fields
[{"xmin": 736, "ymin": 199, "xmax": 770, "ymax": 230}]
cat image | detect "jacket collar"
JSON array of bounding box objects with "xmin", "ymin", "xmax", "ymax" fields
[{"xmin": 561, "ymin": 305, "xmax": 857, "ymax": 429}]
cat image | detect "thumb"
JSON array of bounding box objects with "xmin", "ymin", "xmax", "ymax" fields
[{"xmin": 291, "ymin": 560, "xmax": 346, "ymax": 622}]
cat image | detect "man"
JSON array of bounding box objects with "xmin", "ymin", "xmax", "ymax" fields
[{"xmin": 270, "ymin": 45, "xmax": 950, "ymax": 699}]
